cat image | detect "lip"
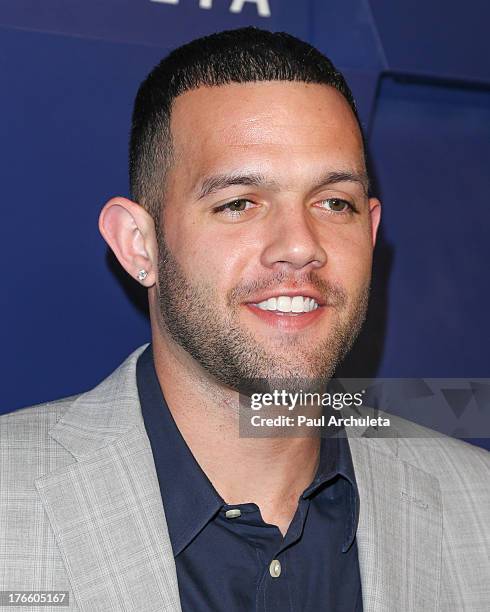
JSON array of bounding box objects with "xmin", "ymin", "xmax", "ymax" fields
[
  {"xmin": 243, "ymin": 302, "xmax": 326, "ymax": 331},
  {"xmin": 244, "ymin": 288, "xmax": 326, "ymax": 307}
]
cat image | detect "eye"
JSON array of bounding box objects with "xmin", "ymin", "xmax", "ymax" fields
[
  {"xmin": 213, "ymin": 199, "xmax": 255, "ymax": 217},
  {"xmin": 317, "ymin": 198, "xmax": 353, "ymax": 213}
]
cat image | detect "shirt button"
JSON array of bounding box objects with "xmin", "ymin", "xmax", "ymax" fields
[
  {"xmin": 269, "ymin": 559, "xmax": 281, "ymax": 578},
  {"xmin": 225, "ymin": 509, "xmax": 242, "ymax": 519}
]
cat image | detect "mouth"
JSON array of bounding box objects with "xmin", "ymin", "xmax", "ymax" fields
[
  {"xmin": 251, "ymin": 294, "xmax": 320, "ymax": 313},
  {"xmin": 243, "ymin": 292, "xmax": 326, "ymax": 330}
]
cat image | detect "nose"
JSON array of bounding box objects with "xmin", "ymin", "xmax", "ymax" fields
[{"xmin": 260, "ymin": 202, "xmax": 328, "ymax": 272}]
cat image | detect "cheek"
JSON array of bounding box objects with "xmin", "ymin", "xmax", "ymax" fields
[
  {"xmin": 162, "ymin": 210, "xmax": 254, "ymax": 290},
  {"xmin": 161, "ymin": 207, "xmax": 202, "ymax": 267},
  {"xmin": 326, "ymin": 227, "xmax": 373, "ymax": 286}
]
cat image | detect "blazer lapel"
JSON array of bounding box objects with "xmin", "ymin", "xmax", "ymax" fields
[
  {"xmin": 347, "ymin": 431, "xmax": 443, "ymax": 612},
  {"xmin": 34, "ymin": 345, "xmax": 182, "ymax": 612}
]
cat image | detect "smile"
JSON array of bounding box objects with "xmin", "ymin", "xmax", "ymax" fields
[
  {"xmin": 244, "ymin": 298, "xmax": 325, "ymax": 332},
  {"xmin": 252, "ymin": 295, "xmax": 319, "ymax": 313}
]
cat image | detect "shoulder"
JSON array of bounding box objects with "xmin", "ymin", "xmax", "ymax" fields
[
  {"xmin": 351, "ymin": 409, "xmax": 489, "ymax": 490},
  {"xmin": 398, "ymin": 430, "xmax": 489, "ymax": 489},
  {"xmin": 354, "ymin": 408, "xmax": 489, "ymax": 468},
  {"xmin": 0, "ymin": 396, "xmax": 82, "ymax": 502},
  {"xmin": 390, "ymin": 414, "xmax": 489, "ymax": 470},
  {"xmin": 383, "ymin": 413, "xmax": 490, "ymax": 498},
  {"xmin": 0, "ymin": 395, "xmax": 79, "ymax": 446}
]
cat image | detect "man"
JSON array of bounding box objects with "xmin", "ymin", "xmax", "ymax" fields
[{"xmin": 0, "ymin": 27, "xmax": 488, "ymax": 612}]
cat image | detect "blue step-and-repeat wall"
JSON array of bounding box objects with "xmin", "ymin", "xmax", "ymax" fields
[{"xmin": 1, "ymin": 1, "xmax": 489, "ymax": 448}]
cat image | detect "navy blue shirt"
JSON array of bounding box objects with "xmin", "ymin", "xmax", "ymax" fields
[{"xmin": 137, "ymin": 344, "xmax": 363, "ymax": 611}]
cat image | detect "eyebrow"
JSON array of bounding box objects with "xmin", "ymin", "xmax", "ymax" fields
[
  {"xmin": 195, "ymin": 169, "xmax": 369, "ymax": 200},
  {"xmin": 196, "ymin": 172, "xmax": 278, "ymax": 200}
]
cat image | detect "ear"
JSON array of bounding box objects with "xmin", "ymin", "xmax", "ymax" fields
[
  {"xmin": 98, "ymin": 197, "xmax": 158, "ymax": 287},
  {"xmin": 368, "ymin": 197, "xmax": 382, "ymax": 247}
]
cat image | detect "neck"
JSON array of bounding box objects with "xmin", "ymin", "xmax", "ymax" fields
[{"xmin": 151, "ymin": 328, "xmax": 320, "ymax": 535}]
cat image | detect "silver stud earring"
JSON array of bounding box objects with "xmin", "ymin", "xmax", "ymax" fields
[{"xmin": 137, "ymin": 269, "xmax": 148, "ymax": 282}]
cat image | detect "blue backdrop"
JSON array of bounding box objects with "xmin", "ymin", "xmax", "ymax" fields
[{"xmin": 1, "ymin": 1, "xmax": 489, "ymax": 448}]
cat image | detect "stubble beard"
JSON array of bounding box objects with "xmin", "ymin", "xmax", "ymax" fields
[{"xmin": 155, "ymin": 229, "xmax": 370, "ymax": 393}]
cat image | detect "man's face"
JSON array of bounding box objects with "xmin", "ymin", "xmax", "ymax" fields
[{"xmin": 154, "ymin": 81, "xmax": 380, "ymax": 389}]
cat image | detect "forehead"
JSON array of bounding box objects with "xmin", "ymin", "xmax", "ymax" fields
[{"xmin": 168, "ymin": 81, "xmax": 365, "ymax": 186}]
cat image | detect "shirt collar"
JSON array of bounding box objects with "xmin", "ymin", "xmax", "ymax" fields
[
  {"xmin": 136, "ymin": 344, "xmax": 223, "ymax": 557},
  {"xmin": 137, "ymin": 344, "xmax": 359, "ymax": 555},
  {"xmin": 301, "ymin": 432, "xmax": 360, "ymax": 552}
]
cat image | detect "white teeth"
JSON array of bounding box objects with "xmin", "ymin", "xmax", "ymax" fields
[
  {"xmin": 254, "ymin": 295, "xmax": 319, "ymax": 313},
  {"xmin": 277, "ymin": 296, "xmax": 292, "ymax": 312},
  {"xmin": 291, "ymin": 296, "xmax": 303, "ymax": 312}
]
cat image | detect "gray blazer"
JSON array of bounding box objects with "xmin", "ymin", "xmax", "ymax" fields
[{"xmin": 1, "ymin": 344, "xmax": 489, "ymax": 611}]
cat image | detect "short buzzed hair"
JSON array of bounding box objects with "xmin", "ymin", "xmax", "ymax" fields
[{"xmin": 129, "ymin": 26, "xmax": 362, "ymax": 222}]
